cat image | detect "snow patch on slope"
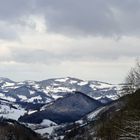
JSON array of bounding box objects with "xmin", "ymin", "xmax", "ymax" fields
[
  {"xmin": 55, "ymin": 78, "xmax": 69, "ymax": 82},
  {"xmin": 0, "ymin": 105, "xmax": 26, "ymax": 120}
]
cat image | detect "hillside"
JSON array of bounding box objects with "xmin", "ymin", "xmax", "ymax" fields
[
  {"xmin": 64, "ymin": 89, "xmax": 140, "ymax": 140},
  {"xmin": 19, "ymin": 92, "xmax": 102, "ymax": 124},
  {"xmin": 96, "ymin": 89, "xmax": 140, "ymax": 140}
]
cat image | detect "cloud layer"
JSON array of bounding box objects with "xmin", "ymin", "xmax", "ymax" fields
[
  {"xmin": 0, "ymin": 0, "xmax": 139, "ymax": 83},
  {"xmin": 1, "ymin": 0, "xmax": 140, "ymax": 36}
]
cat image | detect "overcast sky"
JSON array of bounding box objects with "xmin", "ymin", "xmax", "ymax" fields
[{"xmin": 0, "ymin": 0, "xmax": 139, "ymax": 83}]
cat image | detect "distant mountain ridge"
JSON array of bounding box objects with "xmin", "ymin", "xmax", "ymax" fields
[{"xmin": 0, "ymin": 77, "xmax": 122, "ymax": 104}]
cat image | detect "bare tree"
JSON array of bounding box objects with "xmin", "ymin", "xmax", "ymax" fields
[{"xmin": 125, "ymin": 59, "xmax": 140, "ymax": 93}]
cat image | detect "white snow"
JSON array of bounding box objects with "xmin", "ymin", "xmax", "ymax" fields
[
  {"xmin": 0, "ymin": 96, "xmax": 16, "ymax": 102},
  {"xmin": 76, "ymin": 120, "xmax": 83, "ymax": 124},
  {"xmin": 87, "ymin": 107, "xmax": 105, "ymax": 120},
  {"xmin": 106, "ymin": 95, "xmax": 119, "ymax": 100},
  {"xmin": 0, "ymin": 104, "xmax": 26, "ymax": 120},
  {"xmin": 46, "ymin": 86, "xmax": 74, "ymax": 93},
  {"xmin": 25, "ymin": 80, "xmax": 35, "ymax": 85},
  {"xmin": 41, "ymin": 119, "xmax": 56, "ymax": 126},
  {"xmin": 17, "ymin": 82, "xmax": 25, "ymax": 85},
  {"xmin": 78, "ymin": 81, "xmax": 88, "ymax": 86},
  {"xmin": 51, "ymin": 94, "xmax": 63, "ymax": 100},
  {"xmin": 29, "ymin": 90, "xmax": 35, "ymax": 95},
  {"xmin": 18, "ymin": 95, "xmax": 27, "ymax": 100},
  {"xmin": 28, "ymin": 110, "xmax": 38, "ymax": 115},
  {"xmin": 55, "ymin": 78, "xmax": 69, "ymax": 82},
  {"xmin": 3, "ymin": 82, "xmax": 15, "ymax": 87},
  {"xmin": 39, "ymin": 89, "xmax": 50, "ymax": 97},
  {"xmin": 33, "ymin": 84, "xmax": 40, "ymax": 89},
  {"xmin": 52, "ymin": 83, "xmax": 59, "ymax": 86},
  {"xmin": 35, "ymin": 125, "xmax": 57, "ymax": 135},
  {"xmin": 0, "ymin": 93, "xmax": 4, "ymax": 97},
  {"xmin": 89, "ymin": 82, "xmax": 113, "ymax": 89},
  {"xmin": 69, "ymin": 80, "xmax": 78, "ymax": 84},
  {"xmin": 93, "ymin": 96, "xmax": 102, "ymax": 100},
  {"xmin": 27, "ymin": 95, "xmax": 42, "ymax": 102}
]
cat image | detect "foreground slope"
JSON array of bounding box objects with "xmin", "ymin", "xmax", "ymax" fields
[
  {"xmin": 19, "ymin": 92, "xmax": 102, "ymax": 124},
  {"xmin": 0, "ymin": 118, "xmax": 45, "ymax": 140},
  {"xmin": 64, "ymin": 89, "xmax": 140, "ymax": 140},
  {"xmin": 96, "ymin": 89, "xmax": 140, "ymax": 140}
]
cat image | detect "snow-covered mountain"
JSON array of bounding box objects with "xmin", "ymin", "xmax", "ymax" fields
[{"xmin": 0, "ymin": 77, "xmax": 122, "ymax": 104}]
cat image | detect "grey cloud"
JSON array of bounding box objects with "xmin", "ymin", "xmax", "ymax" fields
[
  {"xmin": 0, "ymin": 0, "xmax": 140, "ymax": 37},
  {"xmin": 0, "ymin": 0, "xmax": 33, "ymax": 40},
  {"xmin": 34, "ymin": 0, "xmax": 140, "ymax": 36},
  {"xmin": 35, "ymin": 0, "xmax": 119, "ymax": 36},
  {"xmin": 0, "ymin": 0, "xmax": 32, "ymax": 21}
]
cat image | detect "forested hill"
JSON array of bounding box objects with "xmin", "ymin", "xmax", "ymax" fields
[{"xmin": 64, "ymin": 89, "xmax": 140, "ymax": 140}]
